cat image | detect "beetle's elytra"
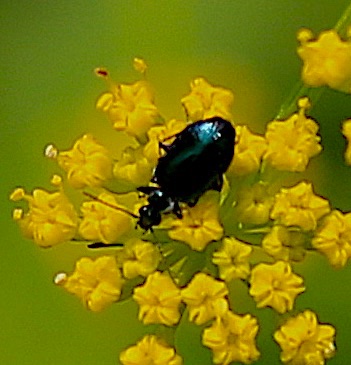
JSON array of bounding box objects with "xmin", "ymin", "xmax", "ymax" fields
[{"xmin": 136, "ymin": 116, "xmax": 235, "ymax": 231}]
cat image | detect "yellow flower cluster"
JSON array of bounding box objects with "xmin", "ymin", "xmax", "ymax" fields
[
  {"xmin": 274, "ymin": 310, "xmax": 336, "ymax": 365},
  {"xmin": 12, "ymin": 48, "xmax": 350, "ymax": 365},
  {"xmin": 297, "ymin": 27, "xmax": 351, "ymax": 93},
  {"xmin": 10, "ymin": 177, "xmax": 77, "ymax": 247}
]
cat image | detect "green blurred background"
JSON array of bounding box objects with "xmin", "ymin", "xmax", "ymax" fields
[{"xmin": 2, "ymin": 1, "xmax": 351, "ymax": 364}]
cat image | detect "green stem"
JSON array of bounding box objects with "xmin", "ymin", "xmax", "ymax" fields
[
  {"xmin": 335, "ymin": 2, "xmax": 351, "ymax": 34},
  {"xmin": 275, "ymin": 1, "xmax": 351, "ymax": 120}
]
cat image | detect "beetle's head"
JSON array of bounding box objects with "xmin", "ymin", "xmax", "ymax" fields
[{"xmin": 137, "ymin": 204, "xmax": 162, "ymax": 231}]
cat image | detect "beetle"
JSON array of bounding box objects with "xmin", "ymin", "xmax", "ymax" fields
[
  {"xmin": 136, "ymin": 116, "xmax": 235, "ymax": 231},
  {"xmin": 85, "ymin": 116, "xmax": 235, "ymax": 247}
]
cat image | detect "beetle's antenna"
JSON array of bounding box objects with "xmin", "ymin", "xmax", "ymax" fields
[
  {"xmin": 83, "ymin": 192, "xmax": 139, "ymax": 219},
  {"xmin": 87, "ymin": 242, "xmax": 124, "ymax": 249}
]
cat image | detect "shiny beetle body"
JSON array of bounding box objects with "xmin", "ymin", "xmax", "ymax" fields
[{"xmin": 137, "ymin": 116, "xmax": 235, "ymax": 231}]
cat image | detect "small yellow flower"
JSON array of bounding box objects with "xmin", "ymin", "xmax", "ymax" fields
[
  {"xmin": 274, "ymin": 310, "xmax": 336, "ymax": 365},
  {"xmin": 96, "ymin": 74, "xmax": 160, "ymax": 143},
  {"xmin": 113, "ymin": 144, "xmax": 158, "ymax": 187},
  {"xmin": 79, "ymin": 192, "xmax": 134, "ymax": 244},
  {"xmin": 181, "ymin": 77, "xmax": 234, "ymax": 122},
  {"xmin": 56, "ymin": 256, "xmax": 124, "ymax": 312},
  {"xmin": 228, "ymin": 125, "xmax": 266, "ymax": 176},
  {"xmin": 262, "ymin": 225, "xmax": 306, "ymax": 262},
  {"xmin": 181, "ymin": 273, "xmax": 229, "ymax": 325},
  {"xmin": 50, "ymin": 134, "xmax": 113, "ymax": 189},
  {"xmin": 120, "ymin": 238, "xmax": 162, "ymax": 279},
  {"xmin": 144, "ymin": 118, "xmax": 188, "ymax": 157},
  {"xmin": 342, "ymin": 119, "xmax": 351, "ymax": 165},
  {"xmin": 234, "ymin": 182, "xmax": 274, "ymax": 225},
  {"xmin": 168, "ymin": 192, "xmax": 224, "ymax": 251},
  {"xmin": 264, "ymin": 98, "xmax": 322, "ymax": 172},
  {"xmin": 270, "ymin": 181, "xmax": 330, "ymax": 231},
  {"xmin": 212, "ymin": 237, "xmax": 252, "ymax": 281},
  {"xmin": 120, "ymin": 335, "xmax": 183, "ymax": 365},
  {"xmin": 249, "ymin": 261, "xmax": 305, "ymax": 313},
  {"xmin": 133, "ymin": 57, "xmax": 148, "ymax": 74},
  {"xmin": 312, "ymin": 210, "xmax": 351, "ymax": 268},
  {"xmin": 202, "ymin": 310, "xmax": 260, "ymax": 365},
  {"xmin": 133, "ymin": 271, "xmax": 182, "ymax": 326},
  {"xmin": 10, "ymin": 186, "xmax": 77, "ymax": 247},
  {"xmin": 297, "ymin": 27, "xmax": 351, "ymax": 93}
]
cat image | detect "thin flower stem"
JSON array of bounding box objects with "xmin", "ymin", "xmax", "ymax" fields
[
  {"xmin": 335, "ymin": 2, "xmax": 351, "ymax": 33},
  {"xmin": 275, "ymin": 1, "xmax": 351, "ymax": 120}
]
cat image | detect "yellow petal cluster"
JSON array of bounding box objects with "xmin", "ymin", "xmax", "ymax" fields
[
  {"xmin": 264, "ymin": 98, "xmax": 322, "ymax": 172},
  {"xmin": 181, "ymin": 77, "xmax": 234, "ymax": 121},
  {"xmin": 113, "ymin": 144, "xmax": 158, "ymax": 187},
  {"xmin": 120, "ymin": 335, "xmax": 183, "ymax": 365},
  {"xmin": 133, "ymin": 271, "xmax": 181, "ymax": 326},
  {"xmin": 96, "ymin": 79, "xmax": 159, "ymax": 143},
  {"xmin": 270, "ymin": 181, "xmax": 330, "ymax": 231},
  {"xmin": 10, "ymin": 186, "xmax": 77, "ymax": 247},
  {"xmin": 202, "ymin": 310, "xmax": 260, "ymax": 365},
  {"xmin": 145, "ymin": 118, "xmax": 188, "ymax": 157},
  {"xmin": 297, "ymin": 28, "xmax": 351, "ymax": 93},
  {"xmin": 57, "ymin": 256, "xmax": 124, "ymax": 312},
  {"xmin": 79, "ymin": 192, "xmax": 134, "ymax": 244},
  {"xmin": 262, "ymin": 225, "xmax": 306, "ymax": 262},
  {"xmin": 229, "ymin": 125, "xmax": 266, "ymax": 175},
  {"xmin": 120, "ymin": 238, "xmax": 162, "ymax": 279},
  {"xmin": 181, "ymin": 272, "xmax": 229, "ymax": 325},
  {"xmin": 234, "ymin": 182, "xmax": 274, "ymax": 225},
  {"xmin": 249, "ymin": 261, "xmax": 305, "ymax": 313},
  {"xmin": 212, "ymin": 237, "xmax": 252, "ymax": 281},
  {"xmin": 168, "ymin": 192, "xmax": 223, "ymax": 251},
  {"xmin": 312, "ymin": 210, "xmax": 351, "ymax": 268},
  {"xmin": 55, "ymin": 134, "xmax": 113, "ymax": 188},
  {"xmin": 274, "ymin": 310, "xmax": 336, "ymax": 365}
]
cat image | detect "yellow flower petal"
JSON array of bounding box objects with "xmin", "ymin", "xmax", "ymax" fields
[
  {"xmin": 212, "ymin": 237, "xmax": 252, "ymax": 281},
  {"xmin": 312, "ymin": 210, "xmax": 351, "ymax": 268},
  {"xmin": 274, "ymin": 310, "xmax": 336, "ymax": 364},
  {"xmin": 181, "ymin": 272, "xmax": 229, "ymax": 325},
  {"xmin": 270, "ymin": 181, "xmax": 330, "ymax": 231},
  {"xmin": 56, "ymin": 134, "xmax": 113, "ymax": 189},
  {"xmin": 264, "ymin": 98, "xmax": 322, "ymax": 172},
  {"xmin": 298, "ymin": 28, "xmax": 351, "ymax": 93},
  {"xmin": 203, "ymin": 310, "xmax": 260, "ymax": 365},
  {"xmin": 249, "ymin": 261, "xmax": 305, "ymax": 313},
  {"xmin": 59, "ymin": 256, "xmax": 124, "ymax": 312},
  {"xmin": 133, "ymin": 271, "xmax": 181, "ymax": 326},
  {"xmin": 181, "ymin": 77, "xmax": 234, "ymax": 122},
  {"xmin": 120, "ymin": 335, "xmax": 183, "ymax": 365},
  {"xmin": 168, "ymin": 192, "xmax": 223, "ymax": 251}
]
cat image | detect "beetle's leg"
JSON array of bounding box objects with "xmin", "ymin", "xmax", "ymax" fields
[
  {"xmin": 173, "ymin": 201, "xmax": 183, "ymax": 218},
  {"xmin": 211, "ymin": 174, "xmax": 224, "ymax": 192},
  {"xmin": 137, "ymin": 186, "xmax": 158, "ymax": 195},
  {"xmin": 159, "ymin": 141, "xmax": 172, "ymax": 153},
  {"xmin": 158, "ymin": 130, "xmax": 183, "ymax": 153}
]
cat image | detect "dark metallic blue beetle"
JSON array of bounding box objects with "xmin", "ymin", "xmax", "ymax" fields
[{"xmin": 136, "ymin": 116, "xmax": 235, "ymax": 231}]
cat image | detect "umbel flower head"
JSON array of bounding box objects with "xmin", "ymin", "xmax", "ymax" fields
[{"xmin": 11, "ymin": 49, "xmax": 345, "ymax": 364}]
